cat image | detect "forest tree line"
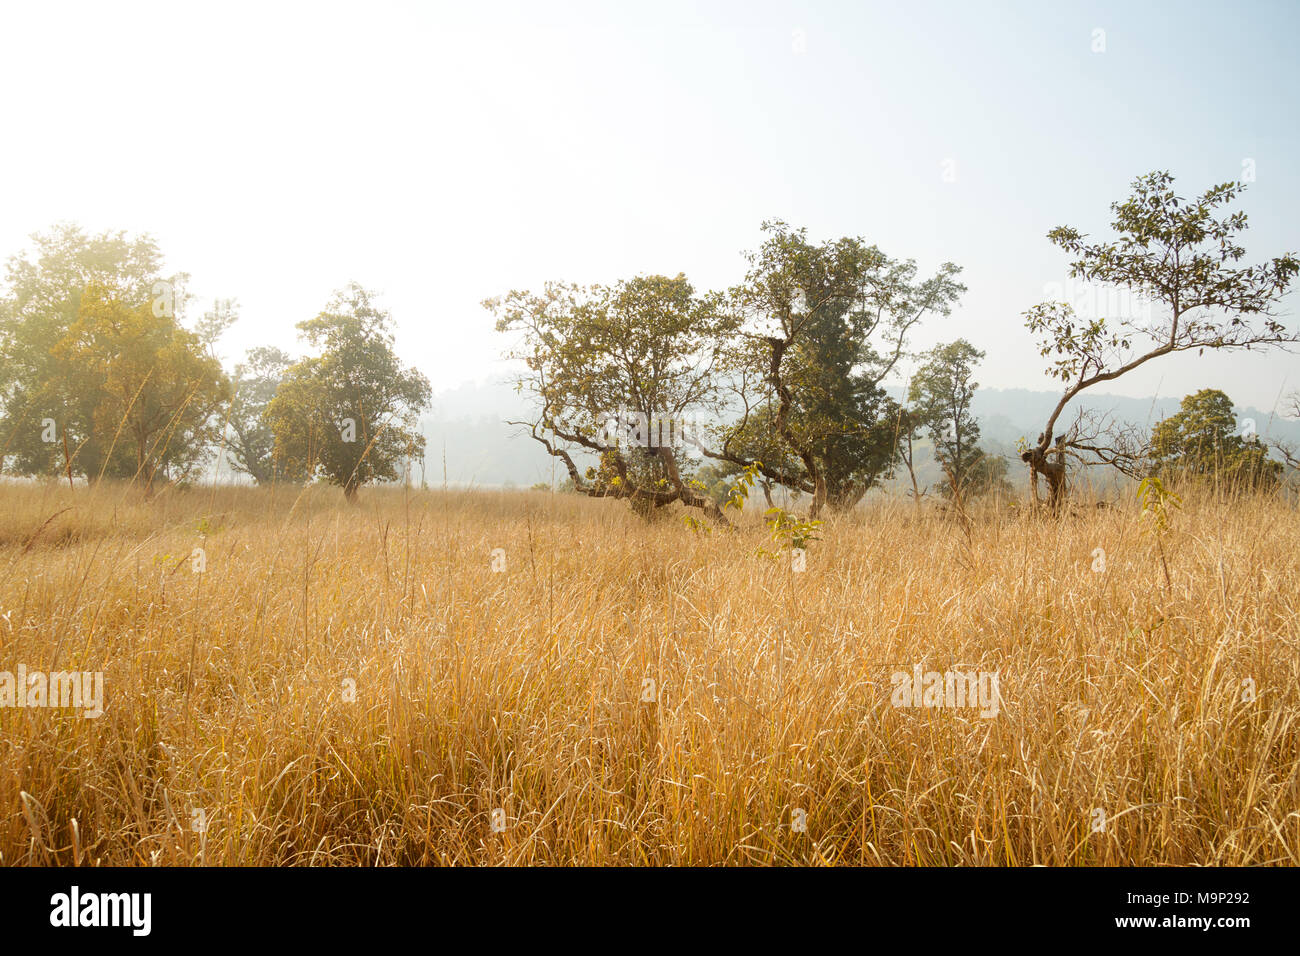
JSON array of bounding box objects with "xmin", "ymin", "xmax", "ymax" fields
[{"xmin": 0, "ymin": 170, "xmax": 1296, "ymax": 511}]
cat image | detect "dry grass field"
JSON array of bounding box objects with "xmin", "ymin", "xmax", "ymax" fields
[{"xmin": 1, "ymin": 479, "xmax": 1297, "ymax": 866}]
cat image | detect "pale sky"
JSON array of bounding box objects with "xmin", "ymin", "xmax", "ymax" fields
[{"xmin": 2, "ymin": 0, "xmax": 1298, "ymax": 413}]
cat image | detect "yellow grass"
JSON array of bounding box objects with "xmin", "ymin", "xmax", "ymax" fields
[{"xmin": 1, "ymin": 479, "xmax": 1297, "ymax": 865}]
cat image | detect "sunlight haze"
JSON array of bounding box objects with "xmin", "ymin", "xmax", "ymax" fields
[{"xmin": 2, "ymin": 0, "xmax": 1297, "ymax": 409}]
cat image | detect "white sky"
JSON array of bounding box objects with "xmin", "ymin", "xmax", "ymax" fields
[{"xmin": 2, "ymin": 0, "xmax": 1297, "ymax": 413}]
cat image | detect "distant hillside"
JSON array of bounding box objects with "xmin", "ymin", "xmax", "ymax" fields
[{"xmin": 958, "ymin": 387, "xmax": 1300, "ymax": 450}]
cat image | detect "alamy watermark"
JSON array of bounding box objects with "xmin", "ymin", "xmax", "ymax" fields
[
  {"xmin": 1041, "ymin": 277, "xmax": 1152, "ymax": 324},
  {"xmin": 50, "ymin": 886, "xmax": 150, "ymax": 936},
  {"xmin": 890, "ymin": 665, "xmax": 1000, "ymax": 718},
  {"xmin": 594, "ymin": 409, "xmax": 707, "ymax": 451},
  {"xmin": 0, "ymin": 665, "xmax": 103, "ymax": 718}
]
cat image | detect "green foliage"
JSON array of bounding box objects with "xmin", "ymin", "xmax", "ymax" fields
[
  {"xmin": 722, "ymin": 221, "xmax": 965, "ymax": 511},
  {"xmin": 531, "ymin": 480, "xmax": 579, "ymax": 493},
  {"xmin": 47, "ymin": 284, "xmax": 226, "ymax": 490},
  {"xmin": 907, "ymin": 339, "xmax": 987, "ymax": 499},
  {"xmin": 1138, "ymin": 474, "xmax": 1182, "ymax": 588},
  {"xmin": 963, "ymin": 452, "xmax": 1014, "ymax": 499},
  {"xmin": 1149, "ymin": 388, "xmax": 1281, "ymax": 490},
  {"xmin": 0, "ymin": 224, "xmax": 226, "ymax": 486},
  {"xmin": 692, "ymin": 461, "xmax": 742, "ymax": 507},
  {"xmin": 1019, "ymin": 172, "xmax": 1298, "ymax": 501},
  {"xmin": 1138, "ymin": 475, "xmax": 1182, "ymax": 535},
  {"xmin": 227, "ymin": 346, "xmax": 299, "ymax": 484},
  {"xmin": 267, "ymin": 284, "xmax": 431, "ymax": 500},
  {"xmin": 681, "ymin": 513, "xmax": 713, "ymax": 535},
  {"xmin": 1030, "ymin": 173, "xmax": 1298, "ymax": 387},
  {"xmin": 488, "ymin": 273, "xmax": 733, "ymax": 519},
  {"xmin": 724, "ymin": 460, "xmax": 764, "ymax": 512},
  {"xmin": 763, "ymin": 506, "xmax": 822, "ymax": 549}
]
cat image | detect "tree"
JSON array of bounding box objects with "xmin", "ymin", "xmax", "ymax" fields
[
  {"xmin": 0, "ymin": 224, "xmax": 189, "ymax": 477},
  {"xmin": 907, "ymin": 339, "xmax": 985, "ymax": 500},
  {"xmin": 964, "ymin": 452, "xmax": 1013, "ymax": 500},
  {"xmin": 1150, "ymin": 388, "xmax": 1281, "ymax": 490},
  {"xmin": 1278, "ymin": 390, "xmax": 1300, "ymax": 473},
  {"xmin": 266, "ymin": 284, "xmax": 431, "ymax": 501},
  {"xmin": 710, "ymin": 221, "xmax": 965, "ymax": 516},
  {"xmin": 1021, "ymin": 171, "xmax": 1298, "ymax": 509},
  {"xmin": 0, "ymin": 225, "xmax": 229, "ymax": 491},
  {"xmin": 194, "ymin": 297, "xmax": 240, "ymax": 360},
  {"xmin": 227, "ymin": 346, "xmax": 298, "ymax": 484},
  {"xmin": 894, "ymin": 405, "xmax": 927, "ymax": 505},
  {"xmin": 487, "ymin": 274, "xmax": 734, "ymax": 523},
  {"xmin": 50, "ymin": 285, "xmax": 229, "ymax": 492}
]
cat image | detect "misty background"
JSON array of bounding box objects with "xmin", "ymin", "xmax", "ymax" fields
[
  {"xmin": 1, "ymin": 1, "xmax": 1298, "ymax": 420},
  {"xmin": 394, "ymin": 379, "xmax": 1300, "ymax": 491}
]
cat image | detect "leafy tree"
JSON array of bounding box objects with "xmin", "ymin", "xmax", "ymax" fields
[
  {"xmin": 907, "ymin": 339, "xmax": 985, "ymax": 500},
  {"xmin": 51, "ymin": 285, "xmax": 229, "ymax": 492},
  {"xmin": 227, "ymin": 346, "xmax": 298, "ymax": 484},
  {"xmin": 712, "ymin": 221, "xmax": 964, "ymax": 515},
  {"xmin": 530, "ymin": 478, "xmax": 577, "ymax": 493},
  {"xmin": 1150, "ymin": 388, "xmax": 1280, "ymax": 489},
  {"xmin": 267, "ymin": 284, "xmax": 431, "ymax": 501},
  {"xmin": 0, "ymin": 224, "xmax": 189, "ymax": 477},
  {"xmin": 488, "ymin": 274, "xmax": 735, "ymax": 522},
  {"xmin": 0, "ymin": 225, "xmax": 228, "ymax": 492},
  {"xmin": 694, "ymin": 458, "xmax": 785, "ymax": 510},
  {"xmin": 1021, "ymin": 171, "xmax": 1298, "ymax": 509},
  {"xmin": 964, "ymin": 451, "xmax": 1013, "ymax": 500}
]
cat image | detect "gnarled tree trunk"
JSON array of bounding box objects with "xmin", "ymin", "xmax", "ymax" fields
[{"xmin": 1022, "ymin": 440, "xmax": 1066, "ymax": 511}]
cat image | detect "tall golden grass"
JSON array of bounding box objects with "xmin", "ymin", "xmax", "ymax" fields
[{"xmin": 1, "ymin": 478, "xmax": 1296, "ymax": 865}]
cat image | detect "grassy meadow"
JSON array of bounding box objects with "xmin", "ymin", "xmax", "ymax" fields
[{"xmin": 1, "ymin": 479, "xmax": 1297, "ymax": 865}]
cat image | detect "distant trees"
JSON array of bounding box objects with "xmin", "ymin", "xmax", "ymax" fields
[
  {"xmin": 488, "ymin": 223, "xmax": 965, "ymax": 520},
  {"xmin": 1021, "ymin": 171, "xmax": 1299, "ymax": 509},
  {"xmin": 1150, "ymin": 388, "xmax": 1280, "ymax": 489},
  {"xmin": 227, "ymin": 346, "xmax": 297, "ymax": 484},
  {"xmin": 10, "ymin": 175, "xmax": 1295, "ymax": 513},
  {"xmin": 0, "ymin": 225, "xmax": 227, "ymax": 490},
  {"xmin": 964, "ymin": 453, "xmax": 1013, "ymax": 499},
  {"xmin": 54, "ymin": 285, "xmax": 228, "ymax": 492},
  {"xmin": 487, "ymin": 274, "xmax": 734, "ymax": 522},
  {"xmin": 894, "ymin": 405, "xmax": 927, "ymax": 504},
  {"xmin": 707, "ymin": 221, "xmax": 965, "ymax": 516},
  {"xmin": 1279, "ymin": 391, "xmax": 1300, "ymax": 473},
  {"xmin": 896, "ymin": 340, "xmax": 1011, "ymax": 504},
  {"xmin": 266, "ymin": 283, "xmax": 431, "ymax": 502},
  {"xmin": 0, "ymin": 225, "xmax": 431, "ymax": 502},
  {"xmin": 907, "ymin": 339, "xmax": 988, "ymax": 501}
]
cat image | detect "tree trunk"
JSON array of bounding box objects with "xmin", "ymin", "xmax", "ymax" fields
[
  {"xmin": 657, "ymin": 446, "xmax": 729, "ymax": 526},
  {"xmin": 826, "ymin": 482, "xmax": 867, "ymax": 512},
  {"xmin": 1023, "ymin": 445, "xmax": 1066, "ymax": 511},
  {"xmin": 809, "ymin": 472, "xmax": 828, "ymax": 518}
]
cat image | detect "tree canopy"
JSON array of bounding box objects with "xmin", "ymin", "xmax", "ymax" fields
[
  {"xmin": 228, "ymin": 346, "xmax": 298, "ymax": 484},
  {"xmin": 0, "ymin": 225, "xmax": 226, "ymax": 490},
  {"xmin": 1021, "ymin": 171, "xmax": 1299, "ymax": 508},
  {"xmin": 266, "ymin": 284, "xmax": 431, "ymax": 501},
  {"xmin": 908, "ymin": 339, "xmax": 987, "ymax": 500},
  {"xmin": 1150, "ymin": 388, "xmax": 1280, "ymax": 489},
  {"xmin": 709, "ymin": 220, "xmax": 965, "ymax": 515},
  {"xmin": 488, "ymin": 273, "xmax": 734, "ymax": 521}
]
